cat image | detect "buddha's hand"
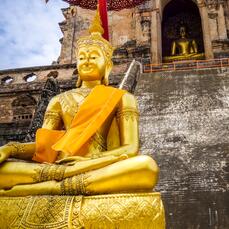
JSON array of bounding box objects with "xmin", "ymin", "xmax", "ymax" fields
[
  {"xmin": 118, "ymin": 154, "xmax": 128, "ymax": 160},
  {"xmin": 55, "ymin": 156, "xmax": 91, "ymax": 165},
  {"xmin": 56, "ymin": 154, "xmax": 128, "ymax": 166},
  {"xmin": 0, "ymin": 146, "xmax": 11, "ymax": 164}
]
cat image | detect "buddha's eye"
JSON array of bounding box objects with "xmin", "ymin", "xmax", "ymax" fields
[
  {"xmin": 79, "ymin": 57, "xmax": 85, "ymax": 61},
  {"xmin": 90, "ymin": 56, "xmax": 97, "ymax": 60}
]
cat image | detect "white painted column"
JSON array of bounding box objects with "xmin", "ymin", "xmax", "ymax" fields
[
  {"xmin": 198, "ymin": 3, "xmax": 214, "ymax": 59},
  {"xmin": 217, "ymin": 4, "xmax": 227, "ymax": 39},
  {"xmin": 150, "ymin": 8, "xmax": 162, "ymax": 64}
]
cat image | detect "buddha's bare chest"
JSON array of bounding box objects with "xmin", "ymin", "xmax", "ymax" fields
[
  {"xmin": 58, "ymin": 89, "xmax": 116, "ymax": 139},
  {"xmin": 59, "ymin": 90, "xmax": 88, "ymax": 116},
  {"xmin": 176, "ymin": 40, "xmax": 191, "ymax": 48}
]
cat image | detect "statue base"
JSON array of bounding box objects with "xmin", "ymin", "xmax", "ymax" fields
[{"xmin": 0, "ymin": 192, "xmax": 165, "ymax": 229}]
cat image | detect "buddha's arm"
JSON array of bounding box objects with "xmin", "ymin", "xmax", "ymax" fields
[
  {"xmin": 171, "ymin": 41, "xmax": 176, "ymax": 55},
  {"xmin": 99, "ymin": 93, "xmax": 139, "ymax": 158},
  {"xmin": 1, "ymin": 96, "xmax": 63, "ymax": 161},
  {"xmin": 41, "ymin": 96, "xmax": 63, "ymax": 130},
  {"xmin": 0, "ymin": 142, "xmax": 36, "ymax": 163},
  {"xmin": 192, "ymin": 40, "xmax": 198, "ymax": 53}
]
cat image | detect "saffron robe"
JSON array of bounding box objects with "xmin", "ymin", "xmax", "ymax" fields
[{"xmin": 33, "ymin": 85, "xmax": 125, "ymax": 163}]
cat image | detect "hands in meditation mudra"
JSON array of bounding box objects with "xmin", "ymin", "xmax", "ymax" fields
[{"xmin": 0, "ymin": 11, "xmax": 159, "ymax": 197}]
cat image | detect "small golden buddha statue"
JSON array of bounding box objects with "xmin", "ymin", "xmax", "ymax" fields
[
  {"xmin": 0, "ymin": 10, "xmax": 159, "ymax": 197},
  {"xmin": 164, "ymin": 26, "xmax": 204, "ymax": 62}
]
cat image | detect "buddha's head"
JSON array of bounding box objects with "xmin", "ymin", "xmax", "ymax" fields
[
  {"xmin": 179, "ymin": 26, "xmax": 187, "ymax": 38},
  {"xmin": 76, "ymin": 10, "xmax": 113, "ymax": 87}
]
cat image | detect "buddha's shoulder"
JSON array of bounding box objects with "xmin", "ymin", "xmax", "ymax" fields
[
  {"xmin": 50, "ymin": 88, "xmax": 82, "ymax": 100},
  {"xmin": 46, "ymin": 89, "xmax": 75, "ymax": 104},
  {"xmin": 49, "ymin": 88, "xmax": 93, "ymax": 105}
]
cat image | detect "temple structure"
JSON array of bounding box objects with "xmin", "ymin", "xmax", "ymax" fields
[
  {"xmin": 58, "ymin": 0, "xmax": 229, "ymax": 64},
  {"xmin": 0, "ymin": 0, "xmax": 228, "ymax": 228}
]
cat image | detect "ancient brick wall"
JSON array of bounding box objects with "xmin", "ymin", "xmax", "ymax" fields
[
  {"xmin": 0, "ymin": 64, "xmax": 79, "ymax": 145},
  {"xmin": 206, "ymin": 0, "xmax": 229, "ymax": 57},
  {"xmin": 0, "ymin": 64, "xmax": 75, "ymax": 124},
  {"xmin": 58, "ymin": 0, "xmax": 229, "ymax": 64},
  {"xmin": 58, "ymin": 3, "xmax": 153, "ymax": 65},
  {"xmin": 135, "ymin": 67, "xmax": 229, "ymax": 228}
]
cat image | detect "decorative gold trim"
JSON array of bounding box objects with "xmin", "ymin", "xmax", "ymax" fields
[
  {"xmin": 43, "ymin": 111, "xmax": 61, "ymax": 127},
  {"xmin": 6, "ymin": 141, "xmax": 25, "ymax": 157},
  {"xmin": 44, "ymin": 111, "xmax": 61, "ymax": 121},
  {"xmin": 0, "ymin": 193, "xmax": 165, "ymax": 228},
  {"xmin": 84, "ymin": 192, "xmax": 161, "ymax": 199},
  {"xmin": 60, "ymin": 174, "xmax": 88, "ymax": 195},
  {"xmin": 59, "ymin": 91, "xmax": 79, "ymax": 117},
  {"xmin": 90, "ymin": 132, "xmax": 107, "ymax": 153},
  {"xmin": 58, "ymin": 89, "xmax": 91, "ymax": 118},
  {"xmin": 33, "ymin": 165, "xmax": 66, "ymax": 182},
  {"xmin": 116, "ymin": 107, "xmax": 139, "ymax": 122}
]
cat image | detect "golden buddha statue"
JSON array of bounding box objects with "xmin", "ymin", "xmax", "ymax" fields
[
  {"xmin": 0, "ymin": 10, "xmax": 165, "ymax": 228},
  {"xmin": 0, "ymin": 10, "xmax": 158, "ymax": 197},
  {"xmin": 164, "ymin": 26, "xmax": 204, "ymax": 62}
]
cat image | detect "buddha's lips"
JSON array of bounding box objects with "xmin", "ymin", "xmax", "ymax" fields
[
  {"xmin": 81, "ymin": 64, "xmax": 97, "ymax": 71},
  {"xmin": 81, "ymin": 67, "xmax": 94, "ymax": 73}
]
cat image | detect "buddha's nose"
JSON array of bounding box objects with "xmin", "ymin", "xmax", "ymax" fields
[
  {"xmin": 85, "ymin": 58, "xmax": 90, "ymax": 65},
  {"xmin": 86, "ymin": 57, "xmax": 91, "ymax": 64}
]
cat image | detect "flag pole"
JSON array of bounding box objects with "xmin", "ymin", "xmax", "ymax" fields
[{"xmin": 98, "ymin": 0, "xmax": 109, "ymax": 41}]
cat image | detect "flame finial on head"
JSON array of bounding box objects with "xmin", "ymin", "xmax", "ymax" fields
[
  {"xmin": 76, "ymin": 6, "xmax": 113, "ymax": 63},
  {"xmin": 89, "ymin": 6, "xmax": 104, "ymax": 35}
]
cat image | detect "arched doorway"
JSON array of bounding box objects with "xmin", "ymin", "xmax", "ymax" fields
[{"xmin": 162, "ymin": 0, "xmax": 204, "ymax": 61}]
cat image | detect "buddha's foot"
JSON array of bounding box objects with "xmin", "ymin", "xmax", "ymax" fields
[
  {"xmin": 64, "ymin": 154, "xmax": 128, "ymax": 177},
  {"xmin": 0, "ymin": 174, "xmax": 88, "ymax": 196}
]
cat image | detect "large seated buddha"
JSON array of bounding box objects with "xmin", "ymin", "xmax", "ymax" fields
[
  {"xmin": 0, "ymin": 10, "xmax": 165, "ymax": 228},
  {"xmin": 164, "ymin": 26, "xmax": 204, "ymax": 62}
]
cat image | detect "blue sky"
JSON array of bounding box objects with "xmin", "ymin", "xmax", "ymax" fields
[{"xmin": 0, "ymin": 0, "xmax": 68, "ymax": 70}]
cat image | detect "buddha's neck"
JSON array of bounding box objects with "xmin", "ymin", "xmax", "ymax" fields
[{"xmin": 81, "ymin": 80, "xmax": 102, "ymax": 89}]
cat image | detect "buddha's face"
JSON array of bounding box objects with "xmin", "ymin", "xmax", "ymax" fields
[
  {"xmin": 77, "ymin": 45, "xmax": 106, "ymax": 82},
  {"xmin": 180, "ymin": 27, "xmax": 186, "ymax": 38}
]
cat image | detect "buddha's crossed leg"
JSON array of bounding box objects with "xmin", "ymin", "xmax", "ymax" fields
[{"xmin": 0, "ymin": 155, "xmax": 158, "ymax": 196}]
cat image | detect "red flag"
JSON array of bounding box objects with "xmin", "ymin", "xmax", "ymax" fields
[{"xmin": 98, "ymin": 0, "xmax": 109, "ymax": 41}]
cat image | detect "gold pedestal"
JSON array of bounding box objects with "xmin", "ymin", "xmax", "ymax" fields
[{"xmin": 0, "ymin": 192, "xmax": 165, "ymax": 229}]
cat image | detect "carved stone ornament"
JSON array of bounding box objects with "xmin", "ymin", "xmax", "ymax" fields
[{"xmin": 204, "ymin": 0, "xmax": 225, "ymax": 10}]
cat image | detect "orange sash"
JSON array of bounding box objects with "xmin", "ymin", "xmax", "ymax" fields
[{"xmin": 32, "ymin": 85, "xmax": 125, "ymax": 163}]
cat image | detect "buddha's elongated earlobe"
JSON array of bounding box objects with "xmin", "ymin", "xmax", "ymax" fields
[
  {"xmin": 76, "ymin": 76, "xmax": 82, "ymax": 87},
  {"xmin": 102, "ymin": 61, "xmax": 112, "ymax": 85}
]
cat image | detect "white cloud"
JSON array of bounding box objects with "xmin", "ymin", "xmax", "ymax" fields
[{"xmin": 0, "ymin": 0, "xmax": 68, "ymax": 70}]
